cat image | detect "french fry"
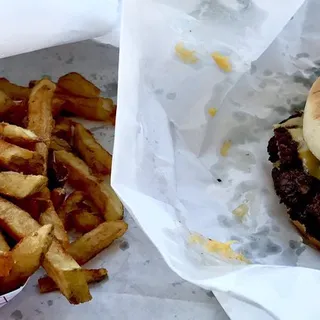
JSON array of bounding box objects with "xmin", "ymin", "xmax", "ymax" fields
[
  {"xmin": 0, "ymin": 139, "xmax": 43, "ymax": 174},
  {"xmin": 0, "ymin": 90, "xmax": 14, "ymax": 115},
  {"xmin": 0, "ymin": 232, "xmax": 12, "ymax": 277},
  {"xmin": 52, "ymin": 117, "xmax": 73, "ymax": 141},
  {"xmin": 47, "ymin": 153, "xmax": 68, "ymax": 190},
  {"xmin": 37, "ymin": 188, "xmax": 69, "ymax": 248},
  {"xmin": 39, "ymin": 202, "xmax": 69, "ymax": 249},
  {"xmin": 57, "ymin": 94, "xmax": 115, "ymax": 122},
  {"xmin": 57, "ymin": 73, "xmax": 100, "ymax": 98},
  {"xmin": 0, "ymin": 231, "xmax": 10, "ymax": 252},
  {"xmin": 50, "ymin": 136, "xmax": 72, "ymax": 152},
  {"xmin": 0, "ymin": 122, "xmax": 39, "ymax": 145},
  {"xmin": 0, "ymin": 74, "xmax": 126, "ymax": 304},
  {"xmin": 14, "ymin": 197, "xmax": 50, "ymax": 221},
  {"xmin": 0, "ymin": 78, "xmax": 31, "ymax": 99},
  {"xmin": 52, "ymin": 96, "xmax": 65, "ymax": 117},
  {"xmin": 1, "ymin": 100, "xmax": 28, "ymax": 127},
  {"xmin": 0, "ymin": 197, "xmax": 91, "ymax": 304},
  {"xmin": 50, "ymin": 188, "xmax": 66, "ymax": 211},
  {"xmin": 0, "ymin": 224, "xmax": 53, "ymax": 294},
  {"xmin": 68, "ymin": 221, "xmax": 128, "ymax": 265},
  {"xmin": 28, "ymin": 79, "xmax": 56, "ymax": 175},
  {"xmin": 54, "ymin": 150, "xmax": 124, "ymax": 221},
  {"xmin": 71, "ymin": 209, "xmax": 104, "ymax": 233},
  {"xmin": 38, "ymin": 268, "xmax": 108, "ymax": 293},
  {"xmin": 58, "ymin": 191, "xmax": 86, "ymax": 229},
  {"xmin": 73, "ymin": 122, "xmax": 112, "ymax": 175},
  {"xmin": 0, "ymin": 251, "xmax": 13, "ymax": 277},
  {"xmin": 0, "ymin": 172, "xmax": 47, "ymax": 198},
  {"xmin": 43, "ymin": 240, "xmax": 92, "ymax": 304},
  {"xmin": 29, "ymin": 80, "xmax": 63, "ymax": 117}
]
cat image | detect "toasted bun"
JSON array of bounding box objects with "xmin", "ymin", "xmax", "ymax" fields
[
  {"xmin": 303, "ymin": 77, "xmax": 320, "ymax": 160},
  {"xmin": 291, "ymin": 219, "xmax": 320, "ymax": 250}
]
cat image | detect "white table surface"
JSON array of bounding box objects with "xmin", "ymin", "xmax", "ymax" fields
[{"xmin": 0, "ymin": 41, "xmax": 229, "ymax": 320}]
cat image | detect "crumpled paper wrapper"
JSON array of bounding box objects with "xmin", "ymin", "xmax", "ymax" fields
[
  {"xmin": 0, "ymin": 0, "xmax": 120, "ymax": 58},
  {"xmin": 112, "ymin": 0, "xmax": 320, "ymax": 319}
]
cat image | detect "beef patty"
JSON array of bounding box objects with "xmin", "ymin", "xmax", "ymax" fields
[{"xmin": 267, "ymin": 113, "xmax": 320, "ymax": 241}]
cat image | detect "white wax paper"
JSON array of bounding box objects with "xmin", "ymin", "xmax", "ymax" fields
[
  {"xmin": 0, "ymin": 42, "xmax": 224, "ymax": 320},
  {"xmin": 0, "ymin": 0, "xmax": 119, "ymax": 59},
  {"xmin": 113, "ymin": 0, "xmax": 320, "ymax": 318}
]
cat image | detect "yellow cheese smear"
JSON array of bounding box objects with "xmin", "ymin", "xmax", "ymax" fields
[
  {"xmin": 232, "ymin": 203, "xmax": 248, "ymax": 220},
  {"xmin": 189, "ymin": 233, "xmax": 249, "ymax": 263},
  {"xmin": 212, "ymin": 52, "xmax": 232, "ymax": 72},
  {"xmin": 220, "ymin": 140, "xmax": 232, "ymax": 157},
  {"xmin": 175, "ymin": 42, "xmax": 198, "ymax": 64},
  {"xmin": 208, "ymin": 107, "xmax": 217, "ymax": 117}
]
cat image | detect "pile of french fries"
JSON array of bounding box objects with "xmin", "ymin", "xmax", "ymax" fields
[{"xmin": 0, "ymin": 73, "xmax": 127, "ymax": 304}]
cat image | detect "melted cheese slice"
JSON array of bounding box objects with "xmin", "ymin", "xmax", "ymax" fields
[
  {"xmin": 277, "ymin": 115, "xmax": 320, "ymax": 179},
  {"xmin": 288, "ymin": 127, "xmax": 320, "ymax": 179}
]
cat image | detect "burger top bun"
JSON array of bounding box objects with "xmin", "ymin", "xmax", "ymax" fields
[{"xmin": 303, "ymin": 77, "xmax": 320, "ymax": 160}]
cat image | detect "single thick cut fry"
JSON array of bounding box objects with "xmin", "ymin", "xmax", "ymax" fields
[
  {"xmin": 0, "ymin": 139, "xmax": 43, "ymax": 174},
  {"xmin": 0, "ymin": 224, "xmax": 53, "ymax": 294},
  {"xmin": 74, "ymin": 122, "xmax": 112, "ymax": 175},
  {"xmin": 0, "ymin": 78, "xmax": 31, "ymax": 99},
  {"xmin": 68, "ymin": 221, "xmax": 128, "ymax": 265},
  {"xmin": 54, "ymin": 150, "xmax": 123, "ymax": 221},
  {"xmin": 0, "ymin": 122, "xmax": 39, "ymax": 145},
  {"xmin": 38, "ymin": 268, "xmax": 108, "ymax": 293},
  {"xmin": 0, "ymin": 172, "xmax": 47, "ymax": 198},
  {"xmin": 57, "ymin": 73, "xmax": 100, "ymax": 98},
  {"xmin": 0, "ymin": 197, "xmax": 91, "ymax": 304},
  {"xmin": 57, "ymin": 94, "xmax": 115, "ymax": 122},
  {"xmin": 28, "ymin": 79, "xmax": 56, "ymax": 175},
  {"xmin": 43, "ymin": 241, "xmax": 91, "ymax": 304}
]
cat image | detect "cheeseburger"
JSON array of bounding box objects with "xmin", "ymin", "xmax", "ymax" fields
[{"xmin": 267, "ymin": 77, "xmax": 320, "ymax": 248}]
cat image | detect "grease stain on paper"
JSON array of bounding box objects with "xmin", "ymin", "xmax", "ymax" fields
[
  {"xmin": 119, "ymin": 240, "xmax": 130, "ymax": 251},
  {"xmin": 166, "ymin": 92, "xmax": 176, "ymax": 100},
  {"xmin": 189, "ymin": 233, "xmax": 249, "ymax": 263},
  {"xmin": 10, "ymin": 310, "xmax": 23, "ymax": 320}
]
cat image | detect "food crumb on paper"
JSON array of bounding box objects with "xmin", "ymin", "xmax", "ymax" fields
[
  {"xmin": 208, "ymin": 107, "xmax": 217, "ymax": 117},
  {"xmin": 232, "ymin": 203, "xmax": 249, "ymax": 220},
  {"xmin": 220, "ymin": 140, "xmax": 232, "ymax": 157},
  {"xmin": 175, "ymin": 42, "xmax": 198, "ymax": 64},
  {"xmin": 211, "ymin": 52, "xmax": 232, "ymax": 72},
  {"xmin": 189, "ymin": 233, "xmax": 249, "ymax": 263}
]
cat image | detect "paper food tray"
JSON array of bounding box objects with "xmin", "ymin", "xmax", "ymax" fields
[{"xmin": 112, "ymin": 0, "xmax": 320, "ymax": 319}]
